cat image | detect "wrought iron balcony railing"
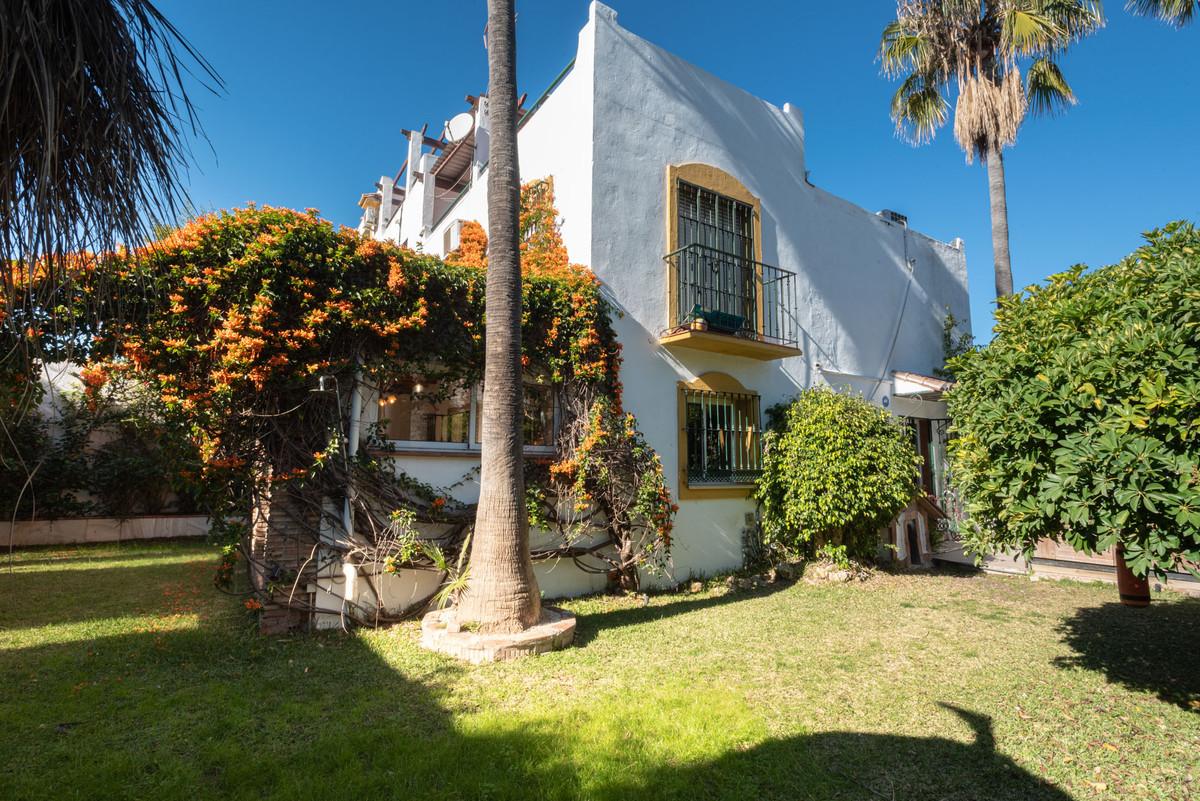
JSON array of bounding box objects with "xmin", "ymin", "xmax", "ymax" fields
[{"xmin": 663, "ymin": 243, "xmax": 799, "ymax": 348}]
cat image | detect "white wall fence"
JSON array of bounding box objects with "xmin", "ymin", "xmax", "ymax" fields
[
  {"xmin": 935, "ymin": 537, "xmax": 1200, "ymax": 597},
  {"xmin": 5, "ymin": 515, "xmax": 210, "ymax": 548}
]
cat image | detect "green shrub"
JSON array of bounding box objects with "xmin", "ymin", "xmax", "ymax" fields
[
  {"xmin": 755, "ymin": 387, "xmax": 920, "ymax": 562},
  {"xmin": 946, "ymin": 221, "xmax": 1200, "ymax": 578}
]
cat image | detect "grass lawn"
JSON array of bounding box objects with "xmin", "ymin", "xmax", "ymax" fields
[{"xmin": 1, "ymin": 542, "xmax": 1197, "ymax": 801}]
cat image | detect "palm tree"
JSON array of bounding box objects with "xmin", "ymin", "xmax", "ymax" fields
[
  {"xmin": 881, "ymin": 1, "xmax": 1103, "ymax": 298},
  {"xmin": 455, "ymin": 0, "xmax": 542, "ymax": 633},
  {"xmin": 1128, "ymin": 0, "xmax": 1197, "ymax": 24}
]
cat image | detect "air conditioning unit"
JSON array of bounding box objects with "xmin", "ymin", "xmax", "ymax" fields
[
  {"xmin": 443, "ymin": 219, "xmax": 465, "ymax": 254},
  {"xmin": 877, "ymin": 209, "xmax": 908, "ymax": 227}
]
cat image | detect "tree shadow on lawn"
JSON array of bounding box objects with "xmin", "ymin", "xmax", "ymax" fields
[
  {"xmin": 1054, "ymin": 597, "xmax": 1200, "ymax": 712},
  {"xmin": 0, "ymin": 611, "xmax": 1073, "ymax": 801},
  {"xmin": 571, "ymin": 581, "xmax": 791, "ymax": 646},
  {"xmin": 618, "ymin": 704, "xmax": 1072, "ymax": 801}
]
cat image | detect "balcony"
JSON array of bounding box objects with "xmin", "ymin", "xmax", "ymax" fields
[{"xmin": 660, "ymin": 243, "xmax": 802, "ymax": 361}]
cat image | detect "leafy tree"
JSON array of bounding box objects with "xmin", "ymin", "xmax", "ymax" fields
[
  {"xmin": 756, "ymin": 388, "xmax": 920, "ymax": 563},
  {"xmin": 946, "ymin": 221, "xmax": 1200, "ymax": 578},
  {"xmin": 456, "ymin": 0, "xmax": 542, "ymax": 633},
  {"xmin": 880, "ymin": 1, "xmax": 1103, "ymax": 298}
]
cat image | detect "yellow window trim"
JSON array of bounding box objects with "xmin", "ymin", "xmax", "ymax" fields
[{"xmin": 665, "ymin": 163, "xmax": 765, "ymax": 339}]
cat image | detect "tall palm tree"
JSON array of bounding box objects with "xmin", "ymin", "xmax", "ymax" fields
[
  {"xmin": 881, "ymin": 1, "xmax": 1103, "ymax": 298},
  {"xmin": 1128, "ymin": 0, "xmax": 1197, "ymax": 24},
  {"xmin": 455, "ymin": 0, "xmax": 542, "ymax": 633}
]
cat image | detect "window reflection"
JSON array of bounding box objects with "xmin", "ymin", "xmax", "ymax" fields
[
  {"xmin": 473, "ymin": 382, "xmax": 556, "ymax": 448},
  {"xmin": 383, "ymin": 379, "xmax": 470, "ymax": 444}
]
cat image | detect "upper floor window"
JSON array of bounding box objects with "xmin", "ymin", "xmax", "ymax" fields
[
  {"xmin": 661, "ymin": 165, "xmax": 799, "ymax": 358},
  {"xmin": 676, "ymin": 179, "xmax": 754, "ymax": 260}
]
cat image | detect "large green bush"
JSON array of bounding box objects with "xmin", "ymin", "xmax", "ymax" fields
[
  {"xmin": 947, "ymin": 221, "xmax": 1200, "ymax": 578},
  {"xmin": 755, "ymin": 387, "xmax": 920, "ymax": 562}
]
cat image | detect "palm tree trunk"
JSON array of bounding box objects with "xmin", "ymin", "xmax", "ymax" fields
[
  {"xmin": 455, "ymin": 0, "xmax": 541, "ymax": 633},
  {"xmin": 985, "ymin": 147, "xmax": 1014, "ymax": 298}
]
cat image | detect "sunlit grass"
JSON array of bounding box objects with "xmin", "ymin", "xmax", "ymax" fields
[{"xmin": 0, "ymin": 542, "xmax": 1196, "ymax": 800}]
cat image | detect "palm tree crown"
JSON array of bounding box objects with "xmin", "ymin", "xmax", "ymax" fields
[
  {"xmin": 881, "ymin": 0, "xmax": 1104, "ymax": 162},
  {"xmin": 881, "ymin": 1, "xmax": 1104, "ymax": 299}
]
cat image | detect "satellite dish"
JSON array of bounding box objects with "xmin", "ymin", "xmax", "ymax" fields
[{"xmin": 444, "ymin": 112, "xmax": 474, "ymax": 143}]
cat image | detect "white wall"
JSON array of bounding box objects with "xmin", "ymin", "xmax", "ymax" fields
[
  {"xmin": 585, "ymin": 3, "xmax": 970, "ymax": 581},
  {"xmin": 363, "ymin": 1, "xmax": 971, "ymax": 591}
]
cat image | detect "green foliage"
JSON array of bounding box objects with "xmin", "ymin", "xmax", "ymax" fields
[
  {"xmin": 755, "ymin": 387, "xmax": 920, "ymax": 562},
  {"xmin": 0, "ymin": 380, "xmax": 201, "ymax": 521},
  {"xmin": 946, "ymin": 221, "xmax": 1200, "ymax": 578},
  {"xmin": 936, "ymin": 309, "xmax": 975, "ymax": 381}
]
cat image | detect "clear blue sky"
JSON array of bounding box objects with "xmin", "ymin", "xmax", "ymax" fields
[{"xmin": 160, "ymin": 0, "xmax": 1198, "ymax": 340}]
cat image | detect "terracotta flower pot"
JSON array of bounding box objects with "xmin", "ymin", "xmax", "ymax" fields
[{"xmin": 1114, "ymin": 545, "xmax": 1151, "ymax": 608}]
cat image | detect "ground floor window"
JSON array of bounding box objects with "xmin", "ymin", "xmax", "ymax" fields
[
  {"xmin": 682, "ymin": 385, "xmax": 763, "ymax": 485},
  {"xmin": 472, "ymin": 382, "xmax": 556, "ymax": 448},
  {"xmin": 381, "ymin": 376, "xmax": 557, "ymax": 452}
]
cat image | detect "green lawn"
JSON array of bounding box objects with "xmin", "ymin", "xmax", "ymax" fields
[{"xmin": 1, "ymin": 542, "xmax": 1197, "ymax": 801}]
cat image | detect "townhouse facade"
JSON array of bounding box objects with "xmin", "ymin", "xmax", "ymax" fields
[{"xmin": 350, "ymin": 2, "xmax": 971, "ymax": 600}]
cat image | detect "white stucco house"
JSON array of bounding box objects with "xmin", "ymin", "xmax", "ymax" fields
[{"xmin": 350, "ymin": 2, "xmax": 970, "ymax": 599}]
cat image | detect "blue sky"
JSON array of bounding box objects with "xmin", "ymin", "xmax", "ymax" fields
[{"xmin": 160, "ymin": 0, "xmax": 1198, "ymax": 340}]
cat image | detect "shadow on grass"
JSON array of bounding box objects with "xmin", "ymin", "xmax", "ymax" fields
[
  {"xmin": 1054, "ymin": 598, "xmax": 1200, "ymax": 711},
  {"xmin": 572, "ymin": 581, "xmax": 791, "ymax": 646},
  {"xmin": 620, "ymin": 704, "xmax": 1072, "ymax": 801},
  {"xmin": 0, "ymin": 610, "xmax": 1072, "ymax": 801}
]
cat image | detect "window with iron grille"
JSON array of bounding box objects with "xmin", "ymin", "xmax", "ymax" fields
[
  {"xmin": 674, "ymin": 180, "xmax": 761, "ymax": 338},
  {"xmin": 676, "ymin": 180, "xmax": 754, "ymax": 259},
  {"xmin": 683, "ymin": 387, "xmax": 763, "ymax": 485}
]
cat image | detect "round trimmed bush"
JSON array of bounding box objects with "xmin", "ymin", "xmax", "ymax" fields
[{"xmin": 755, "ymin": 387, "xmax": 920, "ymax": 562}]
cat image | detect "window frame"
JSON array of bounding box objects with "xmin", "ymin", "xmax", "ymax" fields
[
  {"xmin": 676, "ymin": 372, "xmax": 763, "ymax": 499},
  {"xmin": 665, "ymin": 164, "xmax": 764, "ymax": 338},
  {"xmin": 379, "ymin": 377, "xmax": 559, "ymax": 456}
]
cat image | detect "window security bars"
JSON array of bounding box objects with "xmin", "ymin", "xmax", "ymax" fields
[
  {"xmin": 667, "ymin": 180, "xmax": 798, "ymax": 347},
  {"xmin": 684, "ymin": 388, "xmax": 763, "ymax": 485}
]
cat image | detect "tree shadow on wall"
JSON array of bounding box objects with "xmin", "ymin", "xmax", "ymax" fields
[{"xmin": 1054, "ymin": 598, "xmax": 1200, "ymax": 712}]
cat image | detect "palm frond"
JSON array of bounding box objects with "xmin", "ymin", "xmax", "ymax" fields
[
  {"xmin": 1127, "ymin": 0, "xmax": 1197, "ymax": 25},
  {"xmin": 1003, "ymin": 8, "xmax": 1063, "ymax": 53},
  {"xmin": 880, "ymin": 18, "xmax": 930, "ymax": 76},
  {"xmin": 891, "ymin": 72, "xmax": 951, "ymax": 145},
  {"xmin": 1039, "ymin": 0, "xmax": 1107, "ymax": 42},
  {"xmin": 953, "ymin": 69, "xmax": 1027, "ymax": 162},
  {"xmin": 1026, "ymin": 57, "xmax": 1077, "ymax": 115},
  {"xmin": 0, "ymin": 0, "xmax": 222, "ymax": 280}
]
